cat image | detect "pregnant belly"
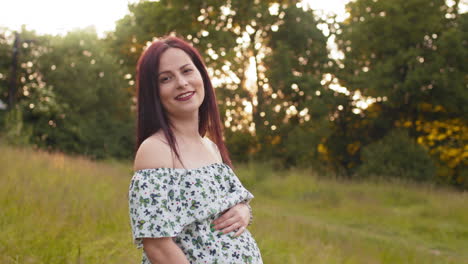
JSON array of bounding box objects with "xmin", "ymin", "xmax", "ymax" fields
[{"xmin": 174, "ymin": 219, "xmax": 263, "ymax": 264}]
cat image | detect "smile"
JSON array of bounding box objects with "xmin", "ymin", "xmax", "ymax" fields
[{"xmin": 175, "ymin": 91, "xmax": 195, "ymax": 101}]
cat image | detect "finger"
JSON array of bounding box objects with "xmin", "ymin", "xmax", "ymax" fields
[
  {"xmin": 220, "ymin": 222, "xmax": 242, "ymax": 234},
  {"xmin": 233, "ymin": 226, "xmax": 245, "ymax": 237},
  {"xmin": 214, "ymin": 215, "xmax": 239, "ymax": 230},
  {"xmin": 212, "ymin": 210, "xmax": 235, "ymax": 225}
]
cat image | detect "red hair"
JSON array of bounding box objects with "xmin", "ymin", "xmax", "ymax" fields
[{"xmin": 135, "ymin": 36, "xmax": 232, "ymax": 168}]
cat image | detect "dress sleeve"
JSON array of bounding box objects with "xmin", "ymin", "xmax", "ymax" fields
[
  {"xmin": 231, "ymin": 174, "xmax": 254, "ymax": 203},
  {"xmin": 128, "ymin": 169, "xmax": 192, "ymax": 248},
  {"xmin": 223, "ymin": 166, "xmax": 254, "ymax": 205},
  {"xmin": 208, "ymin": 138, "xmax": 254, "ymax": 204}
]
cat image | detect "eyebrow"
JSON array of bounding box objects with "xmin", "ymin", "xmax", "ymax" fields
[{"xmin": 158, "ymin": 63, "xmax": 191, "ymax": 76}]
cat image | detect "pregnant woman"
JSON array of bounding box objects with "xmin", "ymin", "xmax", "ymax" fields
[{"xmin": 128, "ymin": 36, "xmax": 263, "ymax": 264}]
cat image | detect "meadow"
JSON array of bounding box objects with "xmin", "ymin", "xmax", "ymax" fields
[{"xmin": 1, "ymin": 144, "xmax": 467, "ymax": 264}]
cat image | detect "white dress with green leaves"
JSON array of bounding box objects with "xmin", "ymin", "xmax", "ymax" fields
[{"xmin": 128, "ymin": 163, "xmax": 263, "ymax": 264}]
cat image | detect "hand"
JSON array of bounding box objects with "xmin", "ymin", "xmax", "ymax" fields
[{"xmin": 211, "ymin": 203, "xmax": 250, "ymax": 237}]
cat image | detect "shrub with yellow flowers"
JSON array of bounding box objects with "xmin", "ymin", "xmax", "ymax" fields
[{"xmin": 396, "ymin": 107, "xmax": 467, "ymax": 188}]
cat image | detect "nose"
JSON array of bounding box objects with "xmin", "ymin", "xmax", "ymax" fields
[{"xmin": 176, "ymin": 75, "xmax": 189, "ymax": 89}]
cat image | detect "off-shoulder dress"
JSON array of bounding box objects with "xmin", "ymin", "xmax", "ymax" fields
[{"xmin": 128, "ymin": 162, "xmax": 263, "ymax": 264}]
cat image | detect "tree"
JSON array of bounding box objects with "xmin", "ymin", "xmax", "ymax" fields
[
  {"xmin": 0, "ymin": 27, "xmax": 12, "ymax": 109},
  {"xmin": 109, "ymin": 0, "xmax": 333, "ymax": 166},
  {"xmin": 333, "ymin": 0, "xmax": 467, "ymax": 183},
  {"xmin": 0, "ymin": 27, "xmax": 65, "ymax": 147},
  {"xmin": 336, "ymin": 0, "xmax": 466, "ymax": 127},
  {"xmin": 260, "ymin": 5, "xmax": 333, "ymax": 167},
  {"xmin": 0, "ymin": 27, "xmax": 134, "ymax": 159},
  {"xmin": 37, "ymin": 28, "xmax": 134, "ymax": 159}
]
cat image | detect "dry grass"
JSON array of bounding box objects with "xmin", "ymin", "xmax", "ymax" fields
[{"xmin": 1, "ymin": 144, "xmax": 467, "ymax": 263}]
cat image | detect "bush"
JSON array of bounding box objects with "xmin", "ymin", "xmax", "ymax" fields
[
  {"xmin": 0, "ymin": 107, "xmax": 32, "ymax": 146},
  {"xmin": 283, "ymin": 126, "xmax": 321, "ymax": 168},
  {"xmin": 356, "ymin": 129, "xmax": 436, "ymax": 181},
  {"xmin": 225, "ymin": 130, "xmax": 257, "ymax": 163}
]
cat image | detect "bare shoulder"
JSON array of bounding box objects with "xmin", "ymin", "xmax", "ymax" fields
[
  {"xmin": 202, "ymin": 137, "xmax": 223, "ymax": 163},
  {"xmin": 134, "ymin": 132, "xmax": 172, "ymax": 171}
]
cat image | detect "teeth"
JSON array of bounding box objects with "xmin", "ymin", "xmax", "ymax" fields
[{"xmin": 177, "ymin": 92, "xmax": 193, "ymax": 99}]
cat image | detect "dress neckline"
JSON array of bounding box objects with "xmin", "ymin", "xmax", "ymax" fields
[{"xmin": 134, "ymin": 162, "xmax": 228, "ymax": 174}]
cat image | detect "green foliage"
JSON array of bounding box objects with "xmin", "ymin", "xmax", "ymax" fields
[
  {"xmin": 332, "ymin": 0, "xmax": 467, "ymax": 185},
  {"xmin": 337, "ymin": 0, "xmax": 449, "ymax": 106},
  {"xmin": 256, "ymin": 5, "xmax": 333, "ymax": 166},
  {"xmin": 0, "ymin": 28, "xmax": 135, "ymax": 159},
  {"xmin": 0, "ymin": 27, "xmax": 11, "ymax": 100},
  {"xmin": 432, "ymin": 12, "xmax": 468, "ymax": 114},
  {"xmin": 282, "ymin": 126, "xmax": 321, "ymax": 168},
  {"xmin": 1, "ymin": 107, "xmax": 32, "ymax": 145},
  {"xmin": 36, "ymin": 29, "xmax": 134, "ymax": 159},
  {"xmin": 224, "ymin": 129, "xmax": 257, "ymax": 163},
  {"xmin": 357, "ymin": 129, "xmax": 436, "ymax": 181}
]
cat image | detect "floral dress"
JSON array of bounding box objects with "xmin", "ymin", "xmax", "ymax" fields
[{"xmin": 128, "ymin": 162, "xmax": 263, "ymax": 264}]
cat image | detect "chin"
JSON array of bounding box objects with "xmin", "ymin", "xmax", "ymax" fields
[{"xmin": 168, "ymin": 105, "xmax": 202, "ymax": 118}]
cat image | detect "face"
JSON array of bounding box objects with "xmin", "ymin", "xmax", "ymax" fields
[{"xmin": 157, "ymin": 48, "xmax": 205, "ymax": 119}]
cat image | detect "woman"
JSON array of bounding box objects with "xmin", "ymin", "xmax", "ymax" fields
[{"xmin": 128, "ymin": 36, "xmax": 263, "ymax": 264}]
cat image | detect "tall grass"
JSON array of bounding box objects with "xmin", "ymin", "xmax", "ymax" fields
[
  {"xmin": 1, "ymin": 144, "xmax": 467, "ymax": 263},
  {"xmin": 239, "ymin": 167, "xmax": 468, "ymax": 264},
  {"xmin": 0, "ymin": 144, "xmax": 137, "ymax": 263}
]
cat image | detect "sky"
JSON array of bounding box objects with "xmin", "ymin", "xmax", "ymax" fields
[
  {"xmin": 0, "ymin": 0, "xmax": 138, "ymax": 36},
  {"xmin": 0, "ymin": 0, "xmax": 350, "ymax": 36}
]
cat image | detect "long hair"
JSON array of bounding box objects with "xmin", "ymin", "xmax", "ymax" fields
[{"xmin": 135, "ymin": 36, "xmax": 232, "ymax": 168}]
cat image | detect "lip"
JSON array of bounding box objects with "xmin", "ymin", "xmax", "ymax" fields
[{"xmin": 175, "ymin": 91, "xmax": 195, "ymax": 101}]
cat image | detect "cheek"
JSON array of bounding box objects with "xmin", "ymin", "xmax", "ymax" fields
[
  {"xmin": 191, "ymin": 68, "xmax": 202, "ymax": 82},
  {"xmin": 197, "ymin": 79, "xmax": 205, "ymax": 99},
  {"xmin": 158, "ymin": 85, "xmax": 173, "ymax": 106},
  {"xmin": 198, "ymin": 81, "xmax": 205, "ymax": 95},
  {"xmin": 191, "ymin": 73, "xmax": 204, "ymax": 87},
  {"xmin": 188, "ymin": 73, "xmax": 205, "ymax": 96}
]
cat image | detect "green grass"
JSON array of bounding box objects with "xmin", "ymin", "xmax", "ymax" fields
[{"xmin": 1, "ymin": 144, "xmax": 467, "ymax": 263}]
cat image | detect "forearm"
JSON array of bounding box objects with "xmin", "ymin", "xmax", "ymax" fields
[{"xmin": 143, "ymin": 238, "xmax": 190, "ymax": 264}]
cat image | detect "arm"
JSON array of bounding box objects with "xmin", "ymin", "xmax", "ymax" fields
[
  {"xmin": 134, "ymin": 135, "xmax": 189, "ymax": 263},
  {"xmin": 143, "ymin": 238, "xmax": 190, "ymax": 264}
]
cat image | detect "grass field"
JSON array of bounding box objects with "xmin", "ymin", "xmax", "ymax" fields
[{"xmin": 1, "ymin": 144, "xmax": 467, "ymax": 263}]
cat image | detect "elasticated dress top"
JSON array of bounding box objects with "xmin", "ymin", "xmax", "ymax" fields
[{"xmin": 128, "ymin": 162, "xmax": 263, "ymax": 264}]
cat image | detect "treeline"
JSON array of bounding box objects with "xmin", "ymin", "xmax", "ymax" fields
[
  {"xmin": 0, "ymin": 29, "xmax": 134, "ymax": 159},
  {"xmin": 0, "ymin": 0, "xmax": 466, "ymax": 188}
]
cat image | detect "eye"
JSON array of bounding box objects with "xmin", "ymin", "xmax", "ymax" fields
[
  {"xmin": 159, "ymin": 75, "xmax": 171, "ymax": 83},
  {"xmin": 183, "ymin": 68, "xmax": 193, "ymax": 74}
]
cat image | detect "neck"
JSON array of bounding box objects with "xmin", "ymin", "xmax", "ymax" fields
[{"xmin": 169, "ymin": 113, "xmax": 202, "ymax": 141}]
